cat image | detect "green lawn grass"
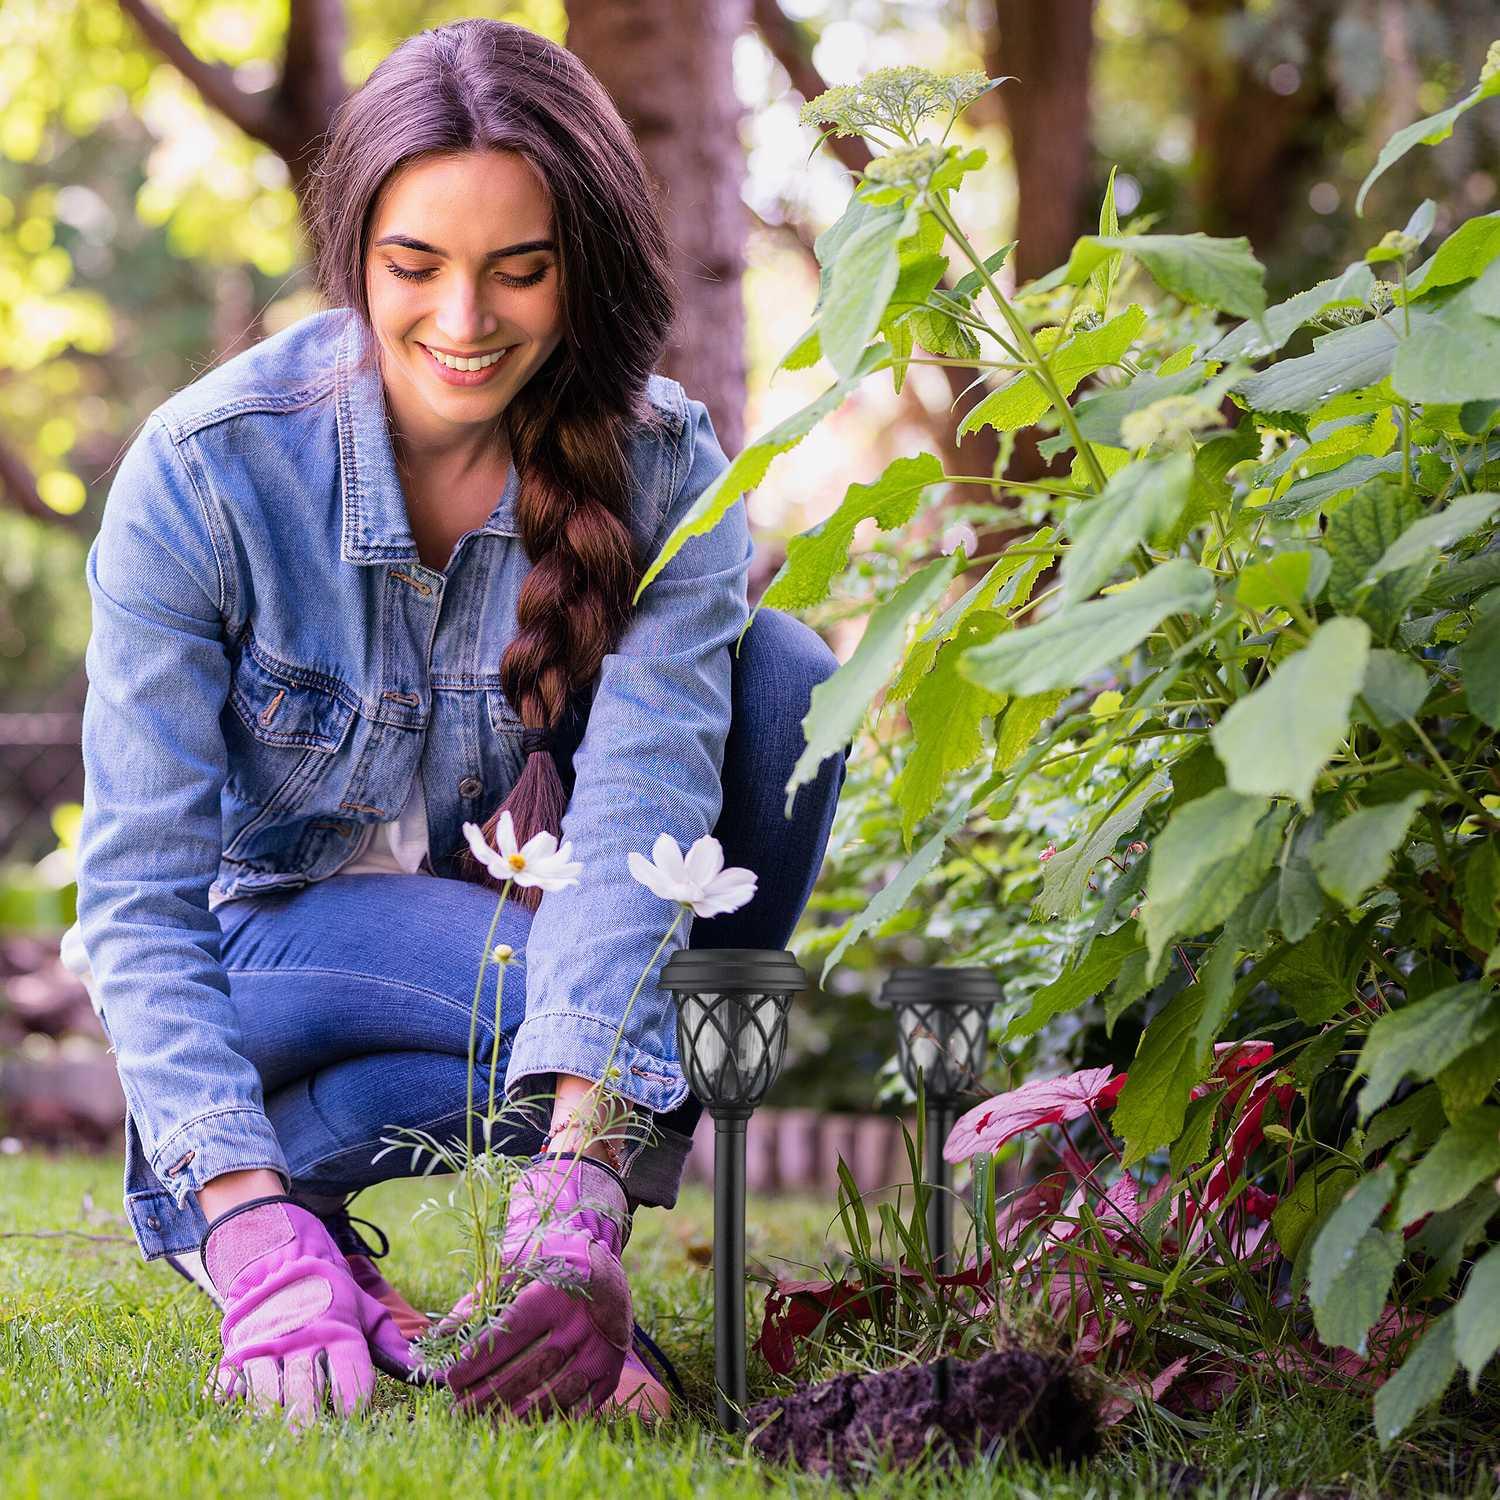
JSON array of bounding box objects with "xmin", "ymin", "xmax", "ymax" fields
[{"xmin": 2, "ymin": 1153, "xmax": 1494, "ymax": 1498}]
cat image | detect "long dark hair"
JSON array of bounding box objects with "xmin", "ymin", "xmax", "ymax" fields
[{"xmin": 302, "ymin": 19, "xmax": 677, "ymax": 911}]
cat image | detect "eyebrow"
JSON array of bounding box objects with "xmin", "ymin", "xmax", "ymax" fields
[{"xmin": 372, "ymin": 234, "xmax": 556, "ymax": 260}]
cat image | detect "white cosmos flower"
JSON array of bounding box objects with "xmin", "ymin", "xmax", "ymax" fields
[
  {"xmin": 461, "ymin": 812, "xmax": 583, "ymax": 892},
  {"xmin": 627, "ymin": 832, "xmax": 757, "ymax": 918}
]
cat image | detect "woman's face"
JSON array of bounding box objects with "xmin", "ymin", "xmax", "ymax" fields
[{"xmin": 364, "ymin": 149, "xmax": 564, "ymax": 452}]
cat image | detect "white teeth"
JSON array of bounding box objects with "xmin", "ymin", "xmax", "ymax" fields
[{"xmin": 427, "ymin": 346, "xmax": 509, "ymax": 371}]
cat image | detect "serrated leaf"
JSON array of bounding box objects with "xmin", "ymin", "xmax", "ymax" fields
[
  {"xmin": 1307, "ymin": 1166, "xmax": 1399, "ymax": 1354},
  {"xmin": 1267, "ymin": 454, "xmax": 1405, "ymax": 523},
  {"xmin": 1236, "ymin": 318, "xmax": 1399, "ymax": 417},
  {"xmin": 637, "ymin": 344, "xmax": 889, "ymax": 597},
  {"xmin": 1006, "ymin": 922, "xmax": 1143, "ymax": 1041},
  {"xmin": 1462, "ymin": 840, "xmax": 1500, "ymax": 952},
  {"xmin": 1072, "ymin": 366, "xmax": 1205, "ymax": 447},
  {"xmin": 1273, "ymin": 1159, "xmax": 1358, "ymax": 1262},
  {"xmin": 1061, "ymin": 452, "xmax": 1193, "ymax": 603},
  {"xmin": 1408, "ymin": 211, "xmax": 1500, "ymax": 299},
  {"xmin": 822, "ymin": 201, "xmax": 910, "ymax": 377},
  {"xmin": 1310, "ymin": 792, "xmax": 1425, "ymax": 908},
  {"xmin": 1357, "ymin": 649, "xmax": 1429, "ymax": 727},
  {"xmin": 1362, "ymin": 493, "xmax": 1500, "ymax": 586},
  {"xmin": 1328, "ymin": 486, "xmax": 1427, "ymax": 618},
  {"xmin": 1267, "ymin": 925, "xmax": 1358, "ymax": 1024},
  {"xmin": 1209, "ymin": 264, "xmax": 1376, "ymax": 360},
  {"xmin": 784, "ymin": 551, "xmax": 960, "ymax": 815},
  {"xmin": 1454, "ymin": 1246, "xmax": 1500, "ymax": 1387},
  {"xmin": 1036, "ymin": 784, "xmax": 1166, "ymax": 921},
  {"xmin": 1169, "ymin": 741, "xmax": 1226, "ymax": 812},
  {"xmin": 958, "ymin": 304, "xmax": 1147, "ymax": 437},
  {"xmin": 1436, "ymin": 1028, "xmax": 1500, "ymax": 1117},
  {"xmin": 1141, "ymin": 790, "xmax": 1288, "ymax": 969},
  {"xmin": 992, "ymin": 689, "xmax": 1065, "ymax": 776},
  {"xmin": 893, "ymin": 613, "xmax": 1008, "ymax": 848},
  {"xmin": 1059, "ymin": 233, "xmax": 1267, "ymax": 320},
  {"xmin": 1394, "ymin": 278, "xmax": 1500, "ymax": 405},
  {"xmin": 1236, "ymin": 549, "xmax": 1328, "ymax": 613},
  {"xmin": 1357, "ymin": 982, "xmax": 1499, "ymax": 1116},
  {"xmin": 1396, "ymin": 1109, "xmax": 1500, "ymax": 1225},
  {"xmin": 1373, "ymin": 1313, "xmax": 1457, "ymax": 1447},
  {"xmin": 759, "ymin": 453, "xmax": 944, "ymax": 614},
  {"xmin": 960, "ymin": 559, "xmax": 1216, "ymax": 696},
  {"xmin": 1211, "ymin": 617, "xmax": 1371, "ymax": 806},
  {"xmin": 1114, "ymin": 980, "xmax": 1209, "ymax": 1167},
  {"xmin": 1459, "ymin": 588, "xmax": 1500, "ymax": 731}
]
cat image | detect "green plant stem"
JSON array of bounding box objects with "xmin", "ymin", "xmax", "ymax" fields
[
  {"xmin": 465, "ymin": 878, "xmax": 513, "ymax": 1307},
  {"xmin": 924, "ymin": 195, "xmax": 1110, "ymax": 493}
]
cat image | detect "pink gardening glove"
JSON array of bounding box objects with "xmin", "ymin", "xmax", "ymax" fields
[
  {"xmin": 441, "ymin": 1154, "xmax": 634, "ymax": 1419},
  {"xmin": 202, "ymin": 1194, "xmax": 418, "ymax": 1427}
]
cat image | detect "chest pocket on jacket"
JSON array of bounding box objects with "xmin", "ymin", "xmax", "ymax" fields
[{"xmin": 223, "ymin": 645, "xmax": 356, "ymax": 819}]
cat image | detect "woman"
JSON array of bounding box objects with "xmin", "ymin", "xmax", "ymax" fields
[{"xmin": 63, "ymin": 18, "xmax": 846, "ymax": 1427}]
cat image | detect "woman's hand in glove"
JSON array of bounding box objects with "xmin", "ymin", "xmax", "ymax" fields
[{"xmin": 201, "ymin": 1194, "xmax": 418, "ymax": 1428}]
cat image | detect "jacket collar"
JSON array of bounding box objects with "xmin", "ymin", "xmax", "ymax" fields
[{"xmin": 334, "ymin": 309, "xmax": 520, "ymax": 565}]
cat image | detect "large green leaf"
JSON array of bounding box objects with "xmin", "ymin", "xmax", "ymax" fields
[
  {"xmin": 1113, "ymin": 979, "xmax": 1209, "ymax": 1167},
  {"xmin": 1266, "ymin": 923, "xmax": 1359, "ymax": 1024},
  {"xmin": 1209, "ymin": 263, "xmax": 1375, "ymax": 360},
  {"xmin": 637, "ymin": 343, "xmax": 890, "ymax": 597},
  {"xmin": 993, "ymin": 689, "xmax": 1066, "ymax": 775},
  {"xmin": 1357, "ymin": 649, "xmax": 1430, "ymax": 727},
  {"xmin": 1006, "ymin": 922, "xmax": 1144, "ymax": 1041},
  {"xmin": 1358, "ymin": 982, "xmax": 1500, "ymax": 1116},
  {"xmin": 783, "ymin": 551, "xmax": 960, "ymax": 816},
  {"xmin": 1141, "ymin": 789, "xmax": 1288, "ymax": 969},
  {"xmin": 821, "ymin": 201, "xmax": 911, "ymax": 378},
  {"xmin": 1211, "ymin": 617, "xmax": 1371, "ymax": 806},
  {"xmin": 1407, "ymin": 210, "xmax": 1500, "ymax": 299},
  {"xmin": 1373, "ymin": 1313, "xmax": 1457, "ymax": 1447},
  {"xmin": 1058, "ymin": 233, "xmax": 1267, "ymax": 320},
  {"xmin": 892, "ymin": 613, "xmax": 1007, "ymax": 849},
  {"xmin": 1459, "ymin": 588, "xmax": 1500, "ymax": 731},
  {"xmin": 960, "ymin": 559, "xmax": 1216, "ymax": 696},
  {"xmin": 1235, "ymin": 318, "xmax": 1399, "ymax": 417},
  {"xmin": 1307, "ymin": 1166, "xmax": 1400, "ymax": 1354},
  {"xmin": 1454, "ymin": 1245, "xmax": 1500, "ymax": 1388},
  {"xmin": 1061, "ymin": 452, "xmax": 1193, "ymax": 604},
  {"xmin": 1325, "ymin": 480, "xmax": 1430, "ymax": 637},
  {"xmin": 1355, "ymin": 63, "xmax": 1500, "ymax": 215},
  {"xmin": 1236, "ymin": 549, "xmax": 1328, "ymax": 614},
  {"xmin": 757, "ymin": 453, "xmax": 944, "ymax": 614},
  {"xmin": 1309, "ymin": 792, "xmax": 1425, "ymax": 908},
  {"xmin": 958, "ymin": 305, "xmax": 1146, "ymax": 438},
  {"xmin": 890, "ymin": 533, "xmax": 1057, "ymax": 702},
  {"xmin": 1396, "ymin": 1109, "xmax": 1500, "ymax": 1225},
  {"xmin": 1036, "ymin": 782, "xmax": 1167, "ymax": 920},
  {"xmin": 1392, "ymin": 268, "xmax": 1500, "ymax": 405}
]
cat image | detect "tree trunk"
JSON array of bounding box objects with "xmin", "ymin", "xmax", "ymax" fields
[
  {"xmin": 567, "ymin": 0, "xmax": 751, "ymax": 456},
  {"xmin": 982, "ymin": 0, "xmax": 1097, "ymax": 283}
]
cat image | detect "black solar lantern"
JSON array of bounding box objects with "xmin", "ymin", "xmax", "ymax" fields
[
  {"xmin": 661, "ymin": 947, "xmax": 804, "ymax": 1431},
  {"xmin": 876, "ymin": 966, "xmax": 1002, "ymax": 1275}
]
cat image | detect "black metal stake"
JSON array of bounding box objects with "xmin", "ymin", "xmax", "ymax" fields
[
  {"xmin": 925, "ymin": 1095, "xmax": 955, "ymax": 1408},
  {"xmin": 714, "ymin": 1112, "xmax": 748, "ymax": 1431}
]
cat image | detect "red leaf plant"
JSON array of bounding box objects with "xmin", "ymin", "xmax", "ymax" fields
[{"xmin": 757, "ymin": 1047, "xmax": 1406, "ymax": 1418}]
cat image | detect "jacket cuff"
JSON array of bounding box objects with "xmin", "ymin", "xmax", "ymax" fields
[
  {"xmin": 148, "ymin": 1106, "xmax": 292, "ymax": 1210},
  {"xmin": 504, "ymin": 1010, "xmax": 691, "ymax": 1116}
]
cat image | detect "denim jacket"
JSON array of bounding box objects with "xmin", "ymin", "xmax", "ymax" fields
[{"xmin": 67, "ymin": 306, "xmax": 750, "ymax": 1241}]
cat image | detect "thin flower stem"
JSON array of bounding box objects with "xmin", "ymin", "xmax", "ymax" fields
[{"xmin": 465, "ymin": 880, "xmax": 512, "ymax": 1308}]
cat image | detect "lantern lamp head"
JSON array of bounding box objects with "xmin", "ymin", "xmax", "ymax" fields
[
  {"xmin": 660, "ymin": 948, "xmax": 805, "ymax": 1120},
  {"xmin": 875, "ymin": 966, "xmax": 1002, "ymax": 1106}
]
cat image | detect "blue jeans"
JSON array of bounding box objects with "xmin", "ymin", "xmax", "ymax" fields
[{"xmin": 118, "ymin": 607, "xmax": 847, "ymax": 1259}]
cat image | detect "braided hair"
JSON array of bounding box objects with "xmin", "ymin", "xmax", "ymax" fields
[{"xmin": 302, "ymin": 19, "xmax": 677, "ymax": 911}]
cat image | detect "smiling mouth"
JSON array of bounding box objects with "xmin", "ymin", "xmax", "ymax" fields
[{"xmin": 419, "ymin": 342, "xmax": 514, "ymax": 372}]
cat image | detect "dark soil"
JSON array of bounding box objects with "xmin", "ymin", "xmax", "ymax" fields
[{"xmin": 745, "ymin": 1349, "xmax": 1098, "ymax": 1481}]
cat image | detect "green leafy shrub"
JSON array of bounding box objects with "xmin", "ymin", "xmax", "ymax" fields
[{"xmin": 646, "ymin": 47, "xmax": 1500, "ymax": 1438}]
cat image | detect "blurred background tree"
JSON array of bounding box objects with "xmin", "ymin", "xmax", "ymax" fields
[{"xmin": 1, "ymin": 0, "xmax": 1498, "ymax": 1105}]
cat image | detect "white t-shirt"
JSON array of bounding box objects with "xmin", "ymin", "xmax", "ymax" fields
[{"xmin": 339, "ymin": 774, "xmax": 432, "ymax": 876}]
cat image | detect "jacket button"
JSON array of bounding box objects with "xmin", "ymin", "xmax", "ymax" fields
[{"xmin": 458, "ymin": 777, "xmax": 483, "ymax": 798}]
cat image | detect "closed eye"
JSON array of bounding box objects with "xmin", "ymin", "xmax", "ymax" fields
[{"xmin": 383, "ymin": 261, "xmax": 550, "ymax": 288}]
